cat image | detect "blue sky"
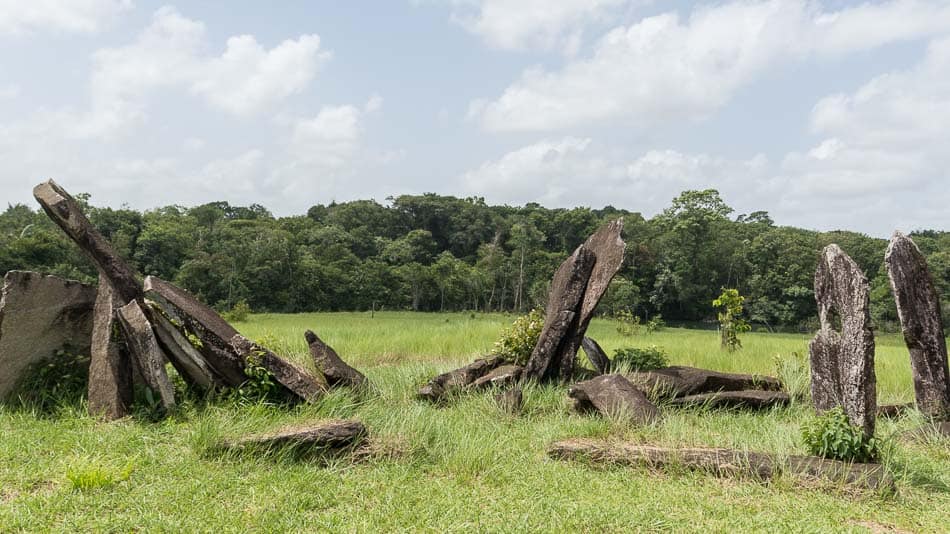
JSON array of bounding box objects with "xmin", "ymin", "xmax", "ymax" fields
[{"xmin": 1, "ymin": 0, "xmax": 948, "ymax": 236}]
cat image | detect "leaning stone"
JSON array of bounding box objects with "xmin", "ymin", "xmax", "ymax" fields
[
  {"xmin": 669, "ymin": 390, "xmax": 790, "ymax": 410},
  {"xmin": 522, "ymin": 247, "xmax": 595, "ymax": 382},
  {"xmin": 569, "ymin": 374, "xmax": 660, "ymax": 425},
  {"xmin": 548, "ymin": 439, "xmax": 893, "ymax": 490},
  {"xmin": 0, "ymin": 271, "xmax": 96, "ymax": 400},
  {"xmin": 87, "ymin": 276, "xmax": 132, "ymax": 419},
  {"xmin": 146, "ymin": 301, "xmax": 217, "ymax": 389},
  {"xmin": 809, "ymin": 244, "xmax": 877, "ymax": 439},
  {"xmin": 625, "ymin": 366, "xmax": 783, "ymax": 400},
  {"xmin": 471, "ymin": 364, "xmax": 523, "ymax": 390},
  {"xmin": 230, "ymin": 334, "xmax": 327, "ymax": 402},
  {"xmin": 216, "ymin": 419, "xmax": 366, "ymax": 456},
  {"xmin": 885, "ymin": 231, "xmax": 950, "ymax": 420},
  {"xmin": 116, "ymin": 300, "xmax": 176, "ymax": 409},
  {"xmin": 144, "ymin": 276, "xmax": 246, "ymax": 387},
  {"xmin": 494, "ymin": 388, "xmax": 523, "ymax": 415},
  {"xmin": 305, "ymin": 330, "xmax": 368, "ymax": 390},
  {"xmin": 32, "ymin": 180, "xmax": 142, "ymax": 304},
  {"xmin": 581, "ymin": 337, "xmax": 610, "ymax": 374},
  {"xmin": 418, "ymin": 356, "xmax": 505, "ymax": 402}
]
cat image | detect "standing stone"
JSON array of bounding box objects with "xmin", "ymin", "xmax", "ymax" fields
[
  {"xmin": 32, "ymin": 180, "xmax": 142, "ymax": 304},
  {"xmin": 581, "ymin": 337, "xmax": 611, "ymax": 375},
  {"xmin": 809, "ymin": 245, "xmax": 876, "ymax": 438},
  {"xmin": 885, "ymin": 231, "xmax": 950, "ymax": 420},
  {"xmin": 117, "ymin": 300, "xmax": 176, "ymax": 409},
  {"xmin": 305, "ymin": 330, "xmax": 368, "ymax": 390},
  {"xmin": 146, "ymin": 302, "xmax": 218, "ymax": 389},
  {"xmin": 87, "ymin": 276, "xmax": 133, "ymax": 419},
  {"xmin": 0, "ymin": 271, "xmax": 96, "ymax": 400},
  {"xmin": 494, "ymin": 387, "xmax": 523, "ymax": 415}
]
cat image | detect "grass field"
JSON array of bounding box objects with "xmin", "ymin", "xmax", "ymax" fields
[{"xmin": 1, "ymin": 312, "xmax": 948, "ymax": 532}]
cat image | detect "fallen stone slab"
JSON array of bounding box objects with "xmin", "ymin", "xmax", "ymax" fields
[
  {"xmin": 418, "ymin": 356, "xmax": 505, "ymax": 402},
  {"xmin": 669, "ymin": 390, "xmax": 791, "ymax": 410},
  {"xmin": 230, "ymin": 335, "xmax": 327, "ymax": 402},
  {"xmin": 548, "ymin": 439, "xmax": 894, "ymax": 490},
  {"xmin": 0, "ymin": 271, "xmax": 96, "ymax": 400},
  {"xmin": 625, "ymin": 366, "xmax": 783, "ymax": 400},
  {"xmin": 495, "ymin": 387, "xmax": 523, "ymax": 415},
  {"xmin": 33, "ymin": 180, "xmax": 142, "ymax": 304},
  {"xmin": 810, "ymin": 244, "xmax": 877, "ymax": 439},
  {"xmin": 569, "ymin": 374, "xmax": 660, "ymax": 425},
  {"xmin": 471, "ymin": 364, "xmax": 523, "ymax": 390},
  {"xmin": 117, "ymin": 300, "xmax": 176, "ymax": 409},
  {"xmin": 144, "ymin": 276, "xmax": 246, "ymax": 386},
  {"xmin": 885, "ymin": 231, "xmax": 950, "ymax": 420},
  {"xmin": 877, "ymin": 403, "xmax": 913, "ymax": 419},
  {"xmin": 216, "ymin": 419, "xmax": 367, "ymax": 456},
  {"xmin": 305, "ymin": 330, "xmax": 368, "ymax": 390},
  {"xmin": 87, "ymin": 277, "xmax": 132, "ymax": 420},
  {"xmin": 581, "ymin": 337, "xmax": 610, "ymax": 375},
  {"xmin": 146, "ymin": 301, "xmax": 217, "ymax": 389}
]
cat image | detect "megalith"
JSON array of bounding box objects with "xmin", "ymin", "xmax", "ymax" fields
[
  {"xmin": 87, "ymin": 276, "xmax": 133, "ymax": 419},
  {"xmin": 809, "ymin": 244, "xmax": 876, "ymax": 438}
]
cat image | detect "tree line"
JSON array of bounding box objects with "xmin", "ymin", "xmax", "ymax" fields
[{"xmin": 2, "ymin": 189, "xmax": 948, "ymax": 331}]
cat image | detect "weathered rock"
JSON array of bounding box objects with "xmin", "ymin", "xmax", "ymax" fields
[
  {"xmin": 117, "ymin": 300, "xmax": 176, "ymax": 409},
  {"xmin": 0, "ymin": 271, "xmax": 96, "ymax": 400},
  {"xmin": 471, "ymin": 364, "xmax": 523, "ymax": 389},
  {"xmin": 230, "ymin": 334, "xmax": 327, "ymax": 402},
  {"xmin": 581, "ymin": 337, "xmax": 610, "ymax": 374},
  {"xmin": 809, "ymin": 244, "xmax": 877, "ymax": 438},
  {"xmin": 495, "ymin": 387, "xmax": 523, "ymax": 415},
  {"xmin": 877, "ymin": 403, "xmax": 913, "ymax": 419},
  {"xmin": 217, "ymin": 419, "xmax": 367, "ymax": 455},
  {"xmin": 87, "ymin": 277, "xmax": 132, "ymax": 419},
  {"xmin": 885, "ymin": 231, "xmax": 950, "ymax": 420},
  {"xmin": 669, "ymin": 390, "xmax": 790, "ymax": 410},
  {"xmin": 305, "ymin": 330, "xmax": 368, "ymax": 390},
  {"xmin": 624, "ymin": 366, "xmax": 783, "ymax": 400},
  {"xmin": 548, "ymin": 439, "xmax": 893, "ymax": 490},
  {"xmin": 144, "ymin": 276, "xmax": 246, "ymax": 386},
  {"xmin": 418, "ymin": 356, "xmax": 505, "ymax": 402},
  {"xmin": 32, "ymin": 180, "xmax": 142, "ymax": 304},
  {"xmin": 558, "ymin": 219, "xmax": 626, "ymax": 377},
  {"xmin": 146, "ymin": 302, "xmax": 217, "ymax": 389},
  {"xmin": 569, "ymin": 374, "xmax": 660, "ymax": 425},
  {"xmin": 522, "ymin": 247, "xmax": 595, "ymax": 381},
  {"xmin": 900, "ymin": 421, "xmax": 950, "ymax": 442}
]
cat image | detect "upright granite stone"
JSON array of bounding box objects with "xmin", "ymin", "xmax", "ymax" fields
[
  {"xmin": 0, "ymin": 271, "xmax": 96, "ymax": 400},
  {"xmin": 230, "ymin": 334, "xmax": 327, "ymax": 402},
  {"xmin": 32, "ymin": 180, "xmax": 142, "ymax": 304},
  {"xmin": 117, "ymin": 300, "xmax": 176, "ymax": 409},
  {"xmin": 809, "ymin": 244, "xmax": 876, "ymax": 438},
  {"xmin": 144, "ymin": 276, "xmax": 246, "ymax": 386},
  {"xmin": 885, "ymin": 231, "xmax": 950, "ymax": 420},
  {"xmin": 87, "ymin": 276, "xmax": 133, "ymax": 419},
  {"xmin": 581, "ymin": 337, "xmax": 611, "ymax": 375},
  {"xmin": 305, "ymin": 330, "xmax": 368, "ymax": 390}
]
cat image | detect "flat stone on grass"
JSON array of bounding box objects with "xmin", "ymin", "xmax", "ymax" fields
[{"xmin": 217, "ymin": 419, "xmax": 367, "ymax": 457}]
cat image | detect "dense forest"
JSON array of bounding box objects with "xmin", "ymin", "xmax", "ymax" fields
[{"xmin": 2, "ymin": 189, "xmax": 949, "ymax": 331}]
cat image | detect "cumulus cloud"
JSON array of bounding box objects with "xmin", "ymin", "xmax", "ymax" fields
[
  {"xmin": 0, "ymin": 0, "xmax": 130, "ymax": 35},
  {"xmin": 471, "ymin": 0, "xmax": 950, "ymax": 132}
]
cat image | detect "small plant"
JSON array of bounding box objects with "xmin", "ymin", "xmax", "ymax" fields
[
  {"xmin": 614, "ymin": 310, "xmax": 641, "ymax": 337},
  {"xmin": 801, "ymin": 407, "xmax": 881, "ymax": 463},
  {"xmin": 645, "ymin": 314, "xmax": 666, "ymax": 333},
  {"xmin": 230, "ymin": 349, "xmax": 280, "ymax": 403},
  {"xmin": 713, "ymin": 288, "xmax": 751, "ymax": 351},
  {"xmin": 13, "ymin": 348, "xmax": 90, "ymax": 411},
  {"xmin": 66, "ymin": 460, "xmax": 134, "ymax": 491},
  {"xmin": 491, "ymin": 309, "xmax": 544, "ymax": 365},
  {"xmin": 611, "ymin": 346, "xmax": 669, "ymax": 371},
  {"xmin": 222, "ymin": 299, "xmax": 252, "ymax": 322}
]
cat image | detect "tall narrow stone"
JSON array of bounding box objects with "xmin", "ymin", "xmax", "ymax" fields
[
  {"xmin": 809, "ymin": 244, "xmax": 876, "ymax": 438},
  {"xmin": 87, "ymin": 276, "xmax": 133, "ymax": 419},
  {"xmin": 885, "ymin": 231, "xmax": 950, "ymax": 420},
  {"xmin": 305, "ymin": 330, "xmax": 368, "ymax": 389},
  {"xmin": 117, "ymin": 300, "xmax": 176, "ymax": 409}
]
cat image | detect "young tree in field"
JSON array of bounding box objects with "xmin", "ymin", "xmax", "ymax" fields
[
  {"xmin": 713, "ymin": 288, "xmax": 750, "ymax": 351},
  {"xmin": 509, "ymin": 220, "xmax": 544, "ymax": 313}
]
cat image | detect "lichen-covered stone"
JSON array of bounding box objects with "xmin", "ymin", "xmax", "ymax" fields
[{"xmin": 87, "ymin": 276, "xmax": 132, "ymax": 419}]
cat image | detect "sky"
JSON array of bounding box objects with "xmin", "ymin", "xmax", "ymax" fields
[{"xmin": 1, "ymin": 0, "xmax": 948, "ymax": 237}]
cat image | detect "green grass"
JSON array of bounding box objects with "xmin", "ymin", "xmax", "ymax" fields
[{"xmin": 1, "ymin": 312, "xmax": 948, "ymax": 532}]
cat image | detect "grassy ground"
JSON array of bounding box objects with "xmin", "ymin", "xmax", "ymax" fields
[{"xmin": 1, "ymin": 312, "xmax": 948, "ymax": 532}]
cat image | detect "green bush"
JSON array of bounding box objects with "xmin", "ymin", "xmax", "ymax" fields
[
  {"xmin": 612, "ymin": 346, "xmax": 668, "ymax": 371},
  {"xmin": 491, "ymin": 309, "xmax": 544, "ymax": 365},
  {"xmin": 614, "ymin": 310, "xmax": 641, "ymax": 336},
  {"xmin": 645, "ymin": 314, "xmax": 665, "ymax": 333},
  {"xmin": 801, "ymin": 407, "xmax": 881, "ymax": 463},
  {"xmin": 13, "ymin": 348, "xmax": 90, "ymax": 411},
  {"xmin": 222, "ymin": 299, "xmax": 252, "ymax": 322}
]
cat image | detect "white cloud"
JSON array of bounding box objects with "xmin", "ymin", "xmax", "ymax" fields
[
  {"xmin": 471, "ymin": 0, "xmax": 950, "ymax": 132},
  {"xmin": 0, "ymin": 0, "xmax": 130, "ymax": 35},
  {"xmin": 448, "ymin": 0, "xmax": 631, "ymax": 52},
  {"xmin": 0, "ymin": 83, "xmax": 18, "ymax": 99}
]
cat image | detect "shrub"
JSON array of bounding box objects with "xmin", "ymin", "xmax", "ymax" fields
[
  {"xmin": 713, "ymin": 288, "xmax": 751, "ymax": 351},
  {"xmin": 13, "ymin": 348, "xmax": 89, "ymax": 411},
  {"xmin": 222, "ymin": 299, "xmax": 251, "ymax": 322},
  {"xmin": 491, "ymin": 309, "xmax": 544, "ymax": 365},
  {"xmin": 645, "ymin": 314, "xmax": 665, "ymax": 333},
  {"xmin": 612, "ymin": 346, "xmax": 668, "ymax": 371},
  {"xmin": 614, "ymin": 310, "xmax": 641, "ymax": 337},
  {"xmin": 801, "ymin": 407, "xmax": 881, "ymax": 463}
]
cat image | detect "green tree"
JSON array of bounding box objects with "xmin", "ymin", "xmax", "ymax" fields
[{"xmin": 713, "ymin": 288, "xmax": 751, "ymax": 351}]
